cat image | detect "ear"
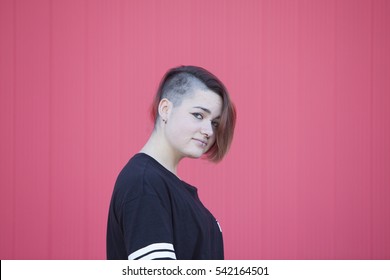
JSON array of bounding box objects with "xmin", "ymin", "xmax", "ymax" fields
[{"xmin": 158, "ymin": 98, "xmax": 172, "ymax": 122}]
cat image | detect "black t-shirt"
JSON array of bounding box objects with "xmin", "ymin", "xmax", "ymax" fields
[{"xmin": 106, "ymin": 153, "xmax": 224, "ymax": 260}]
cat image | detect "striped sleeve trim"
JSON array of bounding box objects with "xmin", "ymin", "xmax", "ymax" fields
[{"xmin": 128, "ymin": 243, "xmax": 176, "ymax": 260}]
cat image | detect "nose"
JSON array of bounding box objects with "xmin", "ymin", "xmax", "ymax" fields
[{"xmin": 201, "ymin": 121, "xmax": 214, "ymax": 138}]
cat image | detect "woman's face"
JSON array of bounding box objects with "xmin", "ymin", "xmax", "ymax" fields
[{"xmin": 163, "ymin": 89, "xmax": 222, "ymax": 160}]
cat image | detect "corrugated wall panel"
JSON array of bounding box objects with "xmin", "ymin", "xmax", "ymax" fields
[{"xmin": 0, "ymin": 0, "xmax": 389, "ymax": 259}]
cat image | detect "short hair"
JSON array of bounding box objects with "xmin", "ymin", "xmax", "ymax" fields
[{"xmin": 151, "ymin": 65, "xmax": 236, "ymax": 162}]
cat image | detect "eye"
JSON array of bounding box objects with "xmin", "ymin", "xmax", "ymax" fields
[
  {"xmin": 191, "ymin": 113, "xmax": 203, "ymax": 120},
  {"xmin": 212, "ymin": 121, "xmax": 219, "ymax": 128}
]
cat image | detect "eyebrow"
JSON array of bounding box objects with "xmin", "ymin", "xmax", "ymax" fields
[
  {"xmin": 192, "ymin": 106, "xmax": 221, "ymax": 119},
  {"xmin": 193, "ymin": 106, "xmax": 211, "ymax": 114}
]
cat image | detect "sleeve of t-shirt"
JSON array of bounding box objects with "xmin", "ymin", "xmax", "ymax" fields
[{"xmin": 122, "ymin": 194, "xmax": 176, "ymax": 260}]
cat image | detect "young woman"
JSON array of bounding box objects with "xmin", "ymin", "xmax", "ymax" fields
[{"xmin": 107, "ymin": 65, "xmax": 236, "ymax": 260}]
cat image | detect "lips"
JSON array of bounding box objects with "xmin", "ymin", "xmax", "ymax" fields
[{"xmin": 193, "ymin": 138, "xmax": 207, "ymax": 147}]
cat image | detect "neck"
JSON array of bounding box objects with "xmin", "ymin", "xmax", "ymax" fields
[{"xmin": 140, "ymin": 129, "xmax": 181, "ymax": 176}]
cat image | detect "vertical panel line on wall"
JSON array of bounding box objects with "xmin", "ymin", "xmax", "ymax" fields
[
  {"xmin": 369, "ymin": 0, "xmax": 374, "ymax": 259},
  {"xmin": 83, "ymin": 0, "xmax": 89, "ymax": 258},
  {"xmin": 332, "ymin": 0, "xmax": 337, "ymax": 259},
  {"xmin": 48, "ymin": 0, "xmax": 53, "ymax": 259},
  {"xmin": 12, "ymin": 0, "xmax": 16, "ymax": 259}
]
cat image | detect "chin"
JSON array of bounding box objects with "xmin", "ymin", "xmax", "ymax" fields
[
  {"xmin": 180, "ymin": 144, "xmax": 208, "ymax": 159},
  {"xmin": 184, "ymin": 149, "xmax": 204, "ymax": 159},
  {"xmin": 186, "ymin": 153, "xmax": 203, "ymax": 159}
]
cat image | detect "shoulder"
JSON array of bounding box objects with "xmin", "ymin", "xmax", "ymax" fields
[{"xmin": 113, "ymin": 153, "xmax": 172, "ymax": 201}]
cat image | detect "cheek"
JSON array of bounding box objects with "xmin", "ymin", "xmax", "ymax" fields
[
  {"xmin": 176, "ymin": 115, "xmax": 197, "ymax": 131},
  {"xmin": 167, "ymin": 118, "xmax": 195, "ymax": 140}
]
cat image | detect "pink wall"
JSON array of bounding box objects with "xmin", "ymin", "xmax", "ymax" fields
[{"xmin": 1, "ymin": 0, "xmax": 389, "ymax": 259}]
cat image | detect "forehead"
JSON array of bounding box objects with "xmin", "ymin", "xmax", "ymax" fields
[{"xmin": 179, "ymin": 89, "xmax": 222, "ymax": 116}]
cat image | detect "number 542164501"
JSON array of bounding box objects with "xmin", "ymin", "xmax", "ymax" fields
[{"xmin": 215, "ymin": 267, "xmax": 269, "ymax": 276}]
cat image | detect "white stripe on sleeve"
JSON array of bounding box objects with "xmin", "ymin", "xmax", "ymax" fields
[
  {"xmin": 137, "ymin": 251, "xmax": 177, "ymax": 260},
  {"xmin": 128, "ymin": 243, "xmax": 176, "ymax": 260}
]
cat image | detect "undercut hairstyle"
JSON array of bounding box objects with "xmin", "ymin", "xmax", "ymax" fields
[{"xmin": 151, "ymin": 65, "xmax": 236, "ymax": 162}]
